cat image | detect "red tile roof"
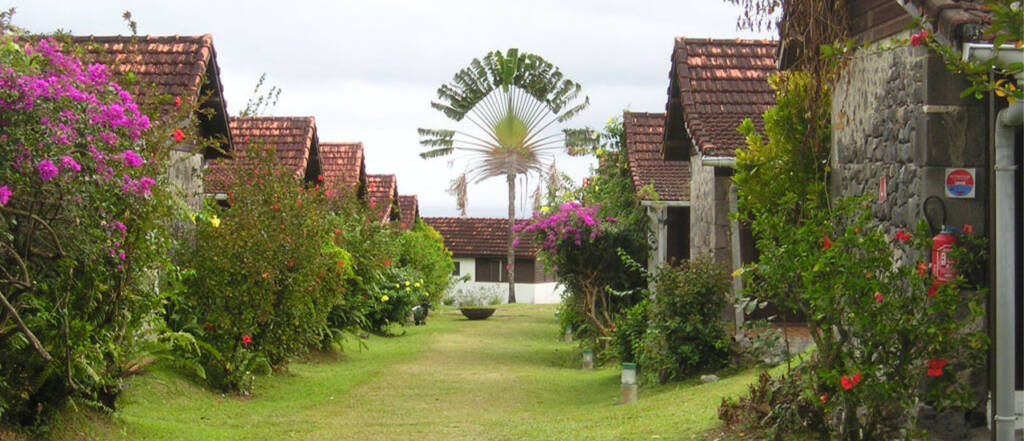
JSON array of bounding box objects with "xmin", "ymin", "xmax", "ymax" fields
[
  {"xmin": 422, "ymin": 217, "xmax": 539, "ymax": 258},
  {"xmin": 623, "ymin": 111, "xmax": 690, "ymax": 202},
  {"xmin": 204, "ymin": 116, "xmax": 319, "ymax": 194},
  {"xmin": 71, "ymin": 35, "xmax": 232, "ymax": 155},
  {"xmin": 319, "ymin": 142, "xmax": 365, "ymax": 199},
  {"xmin": 366, "ymin": 174, "xmax": 398, "ymax": 223},
  {"xmin": 397, "ymin": 195, "xmax": 419, "ymax": 231},
  {"xmin": 669, "ymin": 38, "xmax": 777, "ymax": 157}
]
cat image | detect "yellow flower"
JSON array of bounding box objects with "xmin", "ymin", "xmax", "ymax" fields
[
  {"xmin": 405, "ymin": 287, "xmax": 411, "ymax": 292},
  {"xmin": 394, "ymin": 283, "xmax": 400, "ymax": 288},
  {"xmin": 995, "ymin": 80, "xmax": 1019, "ymax": 104},
  {"xmin": 189, "ymin": 213, "xmax": 196, "ymax": 224},
  {"xmin": 730, "ymin": 267, "xmax": 744, "ymax": 278},
  {"xmin": 540, "ymin": 206, "xmax": 550, "ymax": 214},
  {"xmin": 381, "ymin": 295, "xmax": 389, "ymax": 302},
  {"xmin": 414, "ymin": 282, "xmax": 421, "ymax": 288},
  {"xmin": 596, "ymin": 148, "xmax": 605, "ymax": 156},
  {"xmin": 405, "ymin": 281, "xmax": 411, "ymax": 286},
  {"xmin": 210, "ymin": 216, "xmax": 221, "ymax": 228}
]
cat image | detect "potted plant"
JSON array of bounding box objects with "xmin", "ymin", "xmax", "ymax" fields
[{"xmin": 444, "ymin": 285, "xmax": 503, "ymax": 320}]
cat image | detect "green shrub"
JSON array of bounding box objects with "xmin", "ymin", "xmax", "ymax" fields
[
  {"xmin": 444, "ymin": 284, "xmax": 503, "ymax": 307},
  {"xmin": 610, "ymin": 299, "xmax": 648, "ymax": 363},
  {"xmin": 638, "ymin": 257, "xmax": 732, "ymax": 384},
  {"xmin": 180, "ymin": 144, "xmax": 357, "ymax": 391},
  {"xmin": 396, "ymin": 220, "xmax": 454, "ymax": 303}
]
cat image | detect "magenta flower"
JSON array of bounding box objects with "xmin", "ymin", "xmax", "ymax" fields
[
  {"xmin": 37, "ymin": 160, "xmax": 59, "ymax": 182},
  {"xmin": 59, "ymin": 155, "xmax": 81, "ymax": 172},
  {"xmin": 122, "ymin": 150, "xmax": 144, "ymax": 168},
  {"xmin": 0, "ymin": 185, "xmax": 11, "ymax": 206}
]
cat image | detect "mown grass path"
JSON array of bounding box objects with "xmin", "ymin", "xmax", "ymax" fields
[{"xmin": 49, "ymin": 305, "xmax": 762, "ymax": 441}]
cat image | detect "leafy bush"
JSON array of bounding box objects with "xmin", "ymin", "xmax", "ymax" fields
[
  {"xmin": 637, "ymin": 257, "xmax": 732, "ymax": 384},
  {"xmin": 179, "ymin": 144, "xmax": 357, "ymax": 391},
  {"xmin": 719, "ymin": 370, "xmax": 826, "ymax": 440},
  {"xmin": 363, "ymin": 266, "xmax": 429, "ymax": 332},
  {"xmin": 395, "ymin": 220, "xmax": 453, "ymax": 303},
  {"xmin": 0, "ymin": 35, "xmax": 181, "ymax": 424},
  {"xmin": 610, "ymin": 299, "xmax": 648, "ymax": 363}
]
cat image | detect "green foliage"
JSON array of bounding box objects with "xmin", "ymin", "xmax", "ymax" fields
[
  {"xmin": 179, "ymin": 144, "xmax": 357, "ymax": 391},
  {"xmin": 609, "ymin": 299, "xmax": 648, "ymax": 364},
  {"xmin": 734, "ymin": 72, "xmax": 831, "ymax": 223},
  {"xmin": 395, "ymin": 220, "xmax": 454, "ymax": 304},
  {"xmin": 719, "ymin": 370, "xmax": 826, "ymax": 440},
  {"xmin": 0, "ymin": 35, "xmax": 183, "ymax": 424},
  {"xmin": 742, "ymin": 197, "xmax": 987, "ymax": 440},
  {"xmin": 364, "ymin": 266, "xmax": 429, "ymax": 333},
  {"xmin": 638, "ymin": 257, "xmax": 732, "ymax": 384}
]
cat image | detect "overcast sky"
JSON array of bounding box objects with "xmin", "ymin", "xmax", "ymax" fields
[{"xmin": 15, "ymin": 1, "xmax": 770, "ymax": 218}]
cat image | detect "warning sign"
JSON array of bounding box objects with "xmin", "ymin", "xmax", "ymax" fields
[{"xmin": 944, "ymin": 168, "xmax": 975, "ymax": 198}]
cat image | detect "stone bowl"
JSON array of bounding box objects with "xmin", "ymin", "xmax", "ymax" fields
[{"xmin": 459, "ymin": 307, "xmax": 496, "ymax": 320}]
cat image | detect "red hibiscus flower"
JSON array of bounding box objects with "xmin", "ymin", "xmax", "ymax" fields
[
  {"xmin": 926, "ymin": 358, "xmax": 947, "ymax": 377},
  {"xmin": 334, "ymin": 229, "xmax": 341, "ymax": 235},
  {"xmin": 337, "ymin": 260, "xmax": 344, "ymax": 267},
  {"xmin": 917, "ymin": 262, "xmax": 928, "ymax": 276},
  {"xmin": 608, "ymin": 323, "xmax": 615, "ymax": 331},
  {"xmin": 172, "ymin": 129, "xmax": 186, "ymax": 142},
  {"xmin": 174, "ymin": 96, "xmax": 181, "ymax": 108},
  {"xmin": 317, "ymin": 175, "xmax": 323, "ymax": 181},
  {"xmin": 241, "ymin": 334, "xmax": 252, "ymax": 345},
  {"xmin": 927, "ymin": 279, "xmax": 940, "ymax": 297},
  {"xmin": 874, "ymin": 291, "xmax": 884, "ymax": 303},
  {"xmin": 852, "ymin": 372, "xmax": 861, "ymax": 385},
  {"xmin": 820, "ymin": 393, "xmax": 828, "ymax": 403},
  {"xmin": 910, "ymin": 33, "xmax": 921, "ymax": 46},
  {"xmin": 823, "ymin": 235, "xmax": 832, "ymax": 250},
  {"xmin": 841, "ymin": 375, "xmax": 853, "ymax": 390},
  {"xmin": 962, "ymin": 223, "xmax": 974, "ymax": 235},
  {"xmin": 384, "ymin": 258, "xmax": 392, "ymax": 267},
  {"xmin": 273, "ymin": 203, "xmax": 279, "ymax": 211},
  {"xmin": 894, "ymin": 230, "xmax": 912, "ymax": 243}
]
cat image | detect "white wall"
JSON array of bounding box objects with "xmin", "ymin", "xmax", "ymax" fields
[{"xmin": 449, "ymin": 257, "xmax": 564, "ymax": 304}]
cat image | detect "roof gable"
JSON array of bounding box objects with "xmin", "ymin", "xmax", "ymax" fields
[
  {"xmin": 397, "ymin": 195, "xmax": 419, "ymax": 231},
  {"xmin": 623, "ymin": 112, "xmax": 691, "ymax": 202},
  {"xmin": 422, "ymin": 217, "xmax": 539, "ymax": 258},
  {"xmin": 366, "ymin": 174, "xmax": 398, "ymax": 224},
  {"xmin": 71, "ymin": 35, "xmax": 232, "ymax": 156},
  {"xmin": 320, "ymin": 142, "xmax": 366, "ymax": 200},
  {"xmin": 666, "ymin": 38, "xmax": 778, "ymax": 158},
  {"xmin": 204, "ymin": 116, "xmax": 320, "ymax": 194}
]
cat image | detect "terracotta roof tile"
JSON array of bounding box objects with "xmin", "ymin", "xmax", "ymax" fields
[
  {"xmin": 72, "ymin": 35, "xmax": 220, "ymax": 106},
  {"xmin": 670, "ymin": 38, "xmax": 778, "ymax": 157},
  {"xmin": 204, "ymin": 116, "xmax": 319, "ymax": 193},
  {"xmin": 623, "ymin": 112, "xmax": 691, "ymax": 201},
  {"xmin": 320, "ymin": 142, "xmax": 365, "ymax": 198},
  {"xmin": 367, "ymin": 174, "xmax": 398, "ymax": 223},
  {"xmin": 422, "ymin": 217, "xmax": 539, "ymax": 258},
  {"xmin": 397, "ymin": 195, "xmax": 419, "ymax": 231},
  {"xmin": 71, "ymin": 35, "xmax": 232, "ymax": 156}
]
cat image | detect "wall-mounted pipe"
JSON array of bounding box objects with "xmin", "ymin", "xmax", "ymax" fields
[{"xmin": 992, "ymin": 101, "xmax": 1022, "ymax": 441}]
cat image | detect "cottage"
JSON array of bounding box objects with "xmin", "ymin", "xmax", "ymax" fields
[
  {"xmin": 816, "ymin": 1, "xmax": 1023, "ymax": 437},
  {"xmin": 423, "ymin": 217, "xmax": 562, "ymax": 304},
  {"xmin": 397, "ymin": 195, "xmax": 420, "ymax": 231},
  {"xmin": 204, "ymin": 116, "xmax": 322, "ymax": 199},
  {"xmin": 621, "ymin": 111, "xmax": 691, "ymax": 269},
  {"xmin": 73, "ymin": 35, "xmax": 233, "ymax": 209},
  {"xmin": 319, "ymin": 142, "xmax": 367, "ymax": 201}
]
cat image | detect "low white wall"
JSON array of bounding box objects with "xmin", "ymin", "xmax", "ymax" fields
[{"xmin": 449, "ymin": 257, "xmax": 563, "ymax": 304}]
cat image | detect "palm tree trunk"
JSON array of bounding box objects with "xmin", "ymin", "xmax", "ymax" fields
[{"xmin": 506, "ymin": 172, "xmax": 517, "ymax": 304}]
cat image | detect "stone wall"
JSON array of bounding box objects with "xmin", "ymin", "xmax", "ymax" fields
[
  {"xmin": 168, "ymin": 150, "xmax": 204, "ymax": 211},
  {"xmin": 689, "ymin": 155, "xmax": 732, "ymax": 265},
  {"xmin": 832, "ymin": 40, "xmax": 988, "ymax": 236}
]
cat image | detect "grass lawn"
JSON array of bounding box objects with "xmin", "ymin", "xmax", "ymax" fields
[{"xmin": 22, "ymin": 304, "xmax": 765, "ymax": 441}]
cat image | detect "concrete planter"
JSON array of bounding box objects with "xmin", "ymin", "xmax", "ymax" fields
[{"xmin": 459, "ymin": 307, "xmax": 496, "ymax": 320}]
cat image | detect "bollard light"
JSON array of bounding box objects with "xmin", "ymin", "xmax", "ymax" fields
[
  {"xmin": 582, "ymin": 348, "xmax": 594, "ymax": 370},
  {"xmin": 621, "ymin": 362, "xmax": 637, "ymax": 404}
]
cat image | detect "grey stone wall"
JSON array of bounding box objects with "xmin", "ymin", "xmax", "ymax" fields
[
  {"xmin": 832, "ymin": 43, "xmax": 988, "ymax": 236},
  {"xmin": 167, "ymin": 150, "xmax": 204, "ymax": 211},
  {"xmin": 689, "ymin": 155, "xmax": 731, "ymax": 265}
]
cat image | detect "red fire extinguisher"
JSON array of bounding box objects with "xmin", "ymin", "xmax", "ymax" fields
[{"xmin": 931, "ymin": 226, "xmax": 957, "ymax": 282}]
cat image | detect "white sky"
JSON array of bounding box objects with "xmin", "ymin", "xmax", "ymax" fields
[{"xmin": 15, "ymin": 0, "xmax": 771, "ymax": 218}]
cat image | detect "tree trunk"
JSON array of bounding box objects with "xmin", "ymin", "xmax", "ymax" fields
[{"xmin": 506, "ymin": 172, "xmax": 517, "ymax": 304}]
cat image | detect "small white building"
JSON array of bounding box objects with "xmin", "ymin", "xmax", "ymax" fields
[{"xmin": 423, "ymin": 217, "xmax": 563, "ymax": 304}]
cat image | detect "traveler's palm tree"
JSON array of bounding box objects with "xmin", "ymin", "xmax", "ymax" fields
[{"xmin": 420, "ymin": 48, "xmax": 590, "ymax": 303}]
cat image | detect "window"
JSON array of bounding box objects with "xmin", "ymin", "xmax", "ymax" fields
[{"xmin": 475, "ymin": 258, "xmax": 503, "ymax": 282}]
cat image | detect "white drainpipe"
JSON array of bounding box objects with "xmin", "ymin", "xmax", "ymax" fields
[{"xmin": 963, "ymin": 42, "xmax": 1024, "ymax": 441}]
